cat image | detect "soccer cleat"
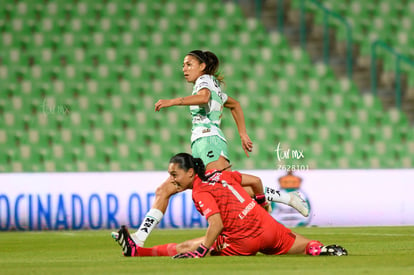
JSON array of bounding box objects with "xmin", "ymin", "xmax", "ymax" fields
[
  {"xmin": 114, "ymin": 225, "xmax": 138, "ymax": 257},
  {"xmin": 320, "ymin": 245, "xmax": 348, "ymax": 256},
  {"xmin": 288, "ymin": 191, "xmax": 309, "ymax": 217},
  {"xmin": 111, "ymin": 232, "xmax": 119, "ymax": 240},
  {"xmin": 112, "ymin": 230, "xmax": 143, "ymax": 247}
]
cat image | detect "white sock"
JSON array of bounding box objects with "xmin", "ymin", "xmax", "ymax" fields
[
  {"xmin": 265, "ymin": 187, "xmax": 291, "ymax": 205},
  {"xmin": 132, "ymin": 208, "xmax": 164, "ymax": 247}
]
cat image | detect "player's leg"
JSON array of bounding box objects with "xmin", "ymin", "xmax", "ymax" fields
[
  {"xmin": 114, "ymin": 225, "xmax": 139, "ymax": 256},
  {"xmin": 114, "ymin": 225, "xmax": 176, "ymax": 257},
  {"xmin": 239, "ymin": 173, "xmax": 309, "ymax": 216},
  {"xmin": 259, "ymin": 217, "xmax": 347, "ymax": 256},
  {"xmin": 210, "ymin": 234, "xmax": 259, "ymax": 256},
  {"xmin": 285, "ymin": 232, "xmax": 311, "ymax": 254},
  {"xmin": 112, "ymin": 177, "xmax": 178, "ymax": 247},
  {"xmin": 132, "ymin": 177, "xmax": 178, "ymax": 246},
  {"xmin": 114, "ymin": 225, "xmax": 205, "ymax": 257},
  {"xmin": 288, "ymin": 232, "xmax": 348, "ymax": 256},
  {"xmin": 133, "ymin": 237, "xmax": 205, "ymax": 257},
  {"xmin": 265, "ymin": 187, "xmax": 310, "ymax": 217}
]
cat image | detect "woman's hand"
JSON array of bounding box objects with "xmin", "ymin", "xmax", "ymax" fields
[
  {"xmin": 154, "ymin": 99, "xmax": 174, "ymax": 112},
  {"xmin": 240, "ymin": 134, "xmax": 253, "ymax": 157}
]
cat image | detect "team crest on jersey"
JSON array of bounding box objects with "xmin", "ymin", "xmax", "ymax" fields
[{"xmin": 207, "ymin": 172, "xmax": 221, "ymax": 183}]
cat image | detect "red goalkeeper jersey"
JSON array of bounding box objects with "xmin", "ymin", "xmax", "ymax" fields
[{"xmin": 192, "ymin": 170, "xmax": 267, "ymax": 240}]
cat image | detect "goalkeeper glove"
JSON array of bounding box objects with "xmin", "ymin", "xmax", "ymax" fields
[{"xmin": 172, "ymin": 244, "xmax": 209, "ymax": 259}]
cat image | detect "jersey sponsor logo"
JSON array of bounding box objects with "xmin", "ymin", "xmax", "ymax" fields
[
  {"xmin": 207, "ymin": 151, "xmax": 214, "ymax": 158},
  {"xmin": 192, "ymin": 115, "xmax": 204, "ymax": 123},
  {"xmin": 140, "ymin": 217, "xmax": 156, "ymax": 233}
]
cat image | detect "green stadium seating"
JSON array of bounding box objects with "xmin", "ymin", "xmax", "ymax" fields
[
  {"xmin": 0, "ymin": 0, "xmax": 413, "ymax": 172},
  {"xmin": 317, "ymin": 0, "xmax": 414, "ymax": 89}
]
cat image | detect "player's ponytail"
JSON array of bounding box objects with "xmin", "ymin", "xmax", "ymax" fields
[
  {"xmin": 169, "ymin": 153, "xmax": 208, "ymax": 181},
  {"xmin": 193, "ymin": 157, "xmax": 207, "ymax": 181}
]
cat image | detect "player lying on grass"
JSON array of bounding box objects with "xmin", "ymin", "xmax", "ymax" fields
[{"xmin": 113, "ymin": 153, "xmax": 347, "ymax": 258}]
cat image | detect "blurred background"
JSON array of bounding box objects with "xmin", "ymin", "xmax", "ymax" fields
[{"xmin": 1, "ymin": 0, "xmax": 414, "ymax": 173}]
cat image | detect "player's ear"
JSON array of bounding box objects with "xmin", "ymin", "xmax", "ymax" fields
[
  {"xmin": 188, "ymin": 168, "xmax": 195, "ymax": 177},
  {"xmin": 199, "ymin": 62, "xmax": 206, "ymax": 72}
]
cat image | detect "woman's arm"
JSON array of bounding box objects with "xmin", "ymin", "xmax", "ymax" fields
[
  {"xmin": 240, "ymin": 173, "xmax": 264, "ymax": 195},
  {"xmin": 223, "ymin": 96, "xmax": 253, "ymax": 156},
  {"xmin": 172, "ymin": 213, "xmax": 223, "ymax": 258},
  {"xmin": 240, "ymin": 173, "xmax": 271, "ymax": 212},
  {"xmin": 154, "ymin": 88, "xmax": 210, "ymax": 112},
  {"xmin": 203, "ymin": 213, "xmax": 224, "ymax": 248}
]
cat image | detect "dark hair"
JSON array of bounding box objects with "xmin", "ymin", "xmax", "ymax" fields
[
  {"xmin": 187, "ymin": 50, "xmax": 224, "ymax": 83},
  {"xmin": 169, "ymin": 153, "xmax": 208, "ymax": 181}
]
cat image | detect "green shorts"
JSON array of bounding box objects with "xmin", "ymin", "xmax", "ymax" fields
[{"xmin": 191, "ymin": 135, "xmax": 230, "ymax": 166}]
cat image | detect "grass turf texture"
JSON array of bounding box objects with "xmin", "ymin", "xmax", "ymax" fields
[{"xmin": 1, "ymin": 226, "xmax": 414, "ymax": 275}]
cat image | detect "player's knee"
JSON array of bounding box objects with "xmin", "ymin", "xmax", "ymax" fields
[
  {"xmin": 155, "ymin": 183, "xmax": 176, "ymax": 200},
  {"xmin": 155, "ymin": 185, "xmax": 167, "ymax": 199}
]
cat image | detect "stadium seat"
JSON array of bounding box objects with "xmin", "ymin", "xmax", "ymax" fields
[{"xmin": 1, "ymin": 0, "xmax": 413, "ymax": 171}]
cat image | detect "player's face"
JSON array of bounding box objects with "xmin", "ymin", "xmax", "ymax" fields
[
  {"xmin": 182, "ymin": 55, "xmax": 206, "ymax": 83},
  {"xmin": 168, "ymin": 163, "xmax": 194, "ymax": 192}
]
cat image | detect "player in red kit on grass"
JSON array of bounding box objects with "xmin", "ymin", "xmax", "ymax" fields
[{"xmin": 113, "ymin": 153, "xmax": 347, "ymax": 258}]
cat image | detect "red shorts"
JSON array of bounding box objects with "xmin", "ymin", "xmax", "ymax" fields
[{"xmin": 211, "ymin": 217, "xmax": 296, "ymax": 256}]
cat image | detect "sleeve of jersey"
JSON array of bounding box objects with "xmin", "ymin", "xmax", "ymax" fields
[
  {"xmin": 221, "ymin": 92, "xmax": 228, "ymax": 104},
  {"xmin": 231, "ymin": 171, "xmax": 242, "ymax": 184},
  {"xmin": 193, "ymin": 191, "xmax": 220, "ymax": 219},
  {"xmin": 194, "ymin": 75, "xmax": 213, "ymax": 93}
]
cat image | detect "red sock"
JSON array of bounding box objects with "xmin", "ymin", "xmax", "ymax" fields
[
  {"xmin": 136, "ymin": 243, "xmax": 177, "ymax": 257},
  {"xmin": 306, "ymin": 240, "xmax": 324, "ymax": 256}
]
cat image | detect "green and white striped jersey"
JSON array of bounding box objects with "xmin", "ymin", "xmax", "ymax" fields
[{"xmin": 190, "ymin": 74, "xmax": 228, "ymax": 143}]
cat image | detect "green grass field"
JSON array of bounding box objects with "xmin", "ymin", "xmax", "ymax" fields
[{"xmin": 1, "ymin": 226, "xmax": 414, "ymax": 274}]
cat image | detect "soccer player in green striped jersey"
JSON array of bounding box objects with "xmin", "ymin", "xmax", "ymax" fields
[
  {"xmin": 112, "ymin": 50, "xmax": 309, "ymax": 247},
  {"xmin": 155, "ymin": 50, "xmax": 252, "ymax": 170}
]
